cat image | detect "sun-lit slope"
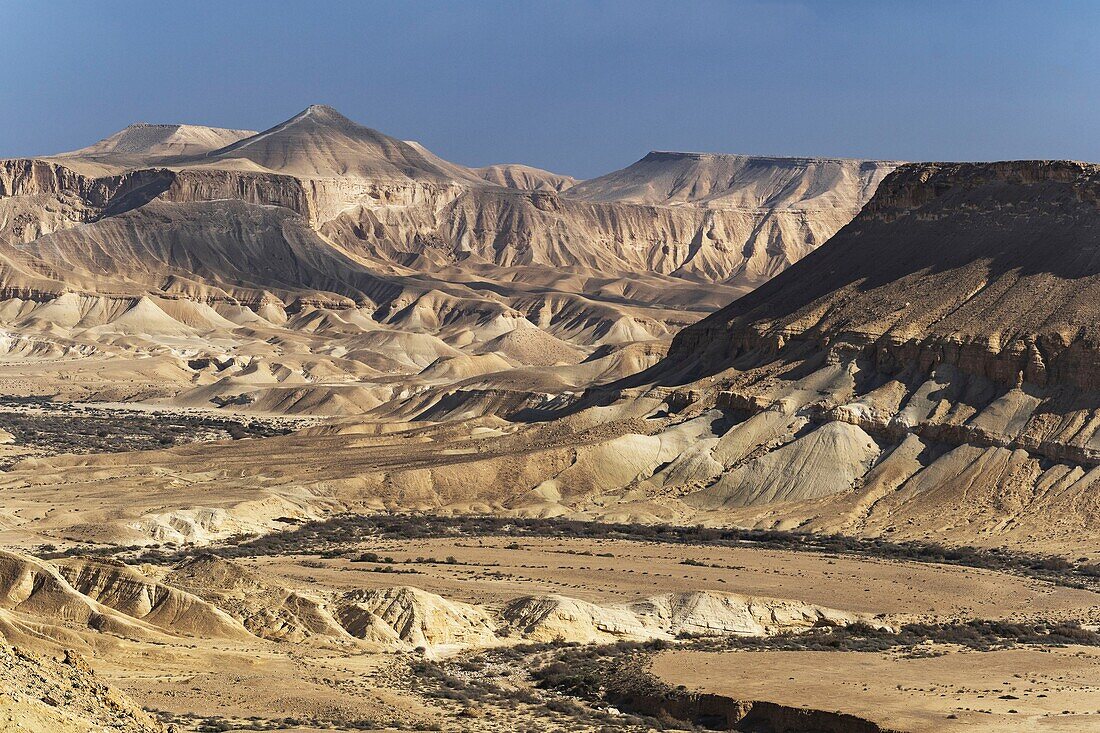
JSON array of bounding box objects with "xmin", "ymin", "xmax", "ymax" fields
[
  {"xmin": 201, "ymin": 104, "xmax": 486, "ymax": 182},
  {"xmin": 473, "ymin": 163, "xmax": 578, "ymax": 192},
  {"xmin": 63, "ymin": 123, "xmax": 256, "ymax": 159},
  {"xmin": 566, "ymin": 151, "xmax": 898, "ymax": 209}
]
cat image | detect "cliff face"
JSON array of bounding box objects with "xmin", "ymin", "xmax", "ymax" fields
[
  {"xmin": 666, "ymin": 160, "xmax": 1100, "ymax": 388},
  {"xmin": 584, "ymin": 161, "xmax": 1100, "ymax": 550},
  {"xmin": 325, "ymin": 185, "xmax": 842, "ymax": 284}
]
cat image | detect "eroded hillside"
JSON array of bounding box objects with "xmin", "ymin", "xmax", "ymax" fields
[
  {"xmin": 591, "ymin": 160, "xmax": 1100, "ymax": 551},
  {"xmin": 0, "ymin": 106, "xmax": 896, "ymax": 417}
]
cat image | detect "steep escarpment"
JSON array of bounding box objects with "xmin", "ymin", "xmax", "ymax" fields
[
  {"xmin": 664, "ymin": 160, "xmax": 1100, "ymax": 387},
  {"xmin": 592, "ymin": 161, "xmax": 1100, "ymax": 550}
]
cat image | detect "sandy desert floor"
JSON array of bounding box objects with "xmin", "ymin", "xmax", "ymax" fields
[
  {"xmin": 0, "ymin": 405, "xmax": 1096, "ymax": 732},
  {"xmin": 242, "ymin": 536, "xmax": 1100, "ymax": 622},
  {"xmin": 57, "ymin": 537, "xmax": 1093, "ymax": 732},
  {"xmin": 652, "ymin": 647, "xmax": 1100, "ymax": 733}
]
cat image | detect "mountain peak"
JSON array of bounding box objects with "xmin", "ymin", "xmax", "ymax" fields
[
  {"xmin": 202, "ymin": 106, "xmax": 484, "ymax": 183},
  {"xmin": 297, "ymin": 104, "xmax": 351, "ymax": 122}
]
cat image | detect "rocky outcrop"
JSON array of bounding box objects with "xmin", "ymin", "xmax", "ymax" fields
[
  {"xmin": 55, "ymin": 557, "xmax": 252, "ymax": 640},
  {"xmin": 0, "ymin": 644, "xmax": 164, "ymax": 733},
  {"xmin": 335, "ymin": 586, "xmax": 498, "ymax": 649},
  {"xmin": 500, "ymin": 590, "xmax": 865, "ymax": 644},
  {"xmin": 0, "ymin": 551, "xmax": 155, "ymax": 639},
  {"xmin": 165, "ymin": 554, "xmax": 350, "ymax": 643}
]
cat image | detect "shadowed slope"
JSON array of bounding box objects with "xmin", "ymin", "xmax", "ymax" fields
[{"xmin": 655, "ymin": 160, "xmax": 1100, "ymax": 387}]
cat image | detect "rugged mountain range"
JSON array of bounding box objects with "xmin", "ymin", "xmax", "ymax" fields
[
  {"xmin": 0, "ymin": 105, "xmax": 895, "ymax": 414},
  {"xmin": 5, "ymin": 106, "xmax": 1096, "ymax": 551}
]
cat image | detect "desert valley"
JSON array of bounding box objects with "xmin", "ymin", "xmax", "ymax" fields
[{"xmin": 0, "ymin": 102, "xmax": 1098, "ymax": 733}]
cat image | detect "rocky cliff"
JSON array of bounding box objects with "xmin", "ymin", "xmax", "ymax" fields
[
  {"xmin": 593, "ymin": 160, "xmax": 1100, "ymax": 550},
  {"xmin": 666, "ymin": 160, "xmax": 1100, "ymax": 388}
]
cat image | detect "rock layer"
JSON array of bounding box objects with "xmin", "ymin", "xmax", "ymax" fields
[{"xmin": 595, "ymin": 160, "xmax": 1100, "ymax": 550}]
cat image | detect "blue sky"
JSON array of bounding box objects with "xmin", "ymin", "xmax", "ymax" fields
[{"xmin": 3, "ymin": 1, "xmax": 1099, "ymax": 177}]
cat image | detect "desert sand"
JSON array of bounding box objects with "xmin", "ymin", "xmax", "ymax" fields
[{"xmin": 653, "ymin": 648, "xmax": 1100, "ymax": 733}]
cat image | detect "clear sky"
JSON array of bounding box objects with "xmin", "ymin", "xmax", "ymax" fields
[{"xmin": 4, "ymin": 1, "xmax": 1099, "ymax": 178}]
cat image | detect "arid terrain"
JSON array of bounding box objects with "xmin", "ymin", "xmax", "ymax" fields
[{"xmin": 0, "ymin": 108, "xmax": 1098, "ymax": 732}]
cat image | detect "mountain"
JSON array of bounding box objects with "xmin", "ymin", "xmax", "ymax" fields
[
  {"xmin": 63, "ymin": 122, "xmax": 256, "ymax": 160},
  {"xmin": 0, "ymin": 105, "xmax": 896, "ymax": 419},
  {"xmin": 661, "ymin": 160, "xmax": 1100, "ymax": 385},
  {"xmin": 590, "ymin": 159, "xmax": 1100, "ymax": 550},
  {"xmin": 3, "ymin": 106, "xmax": 898, "ymax": 292},
  {"xmin": 4, "ymin": 158, "xmax": 1099, "ymax": 552},
  {"xmin": 566, "ymin": 151, "xmax": 894, "ymax": 209},
  {"xmin": 564, "ymin": 151, "xmax": 899, "ymax": 284},
  {"xmin": 201, "ymin": 104, "xmax": 486, "ymax": 182},
  {"xmin": 473, "ymin": 163, "xmax": 578, "ymax": 192}
]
